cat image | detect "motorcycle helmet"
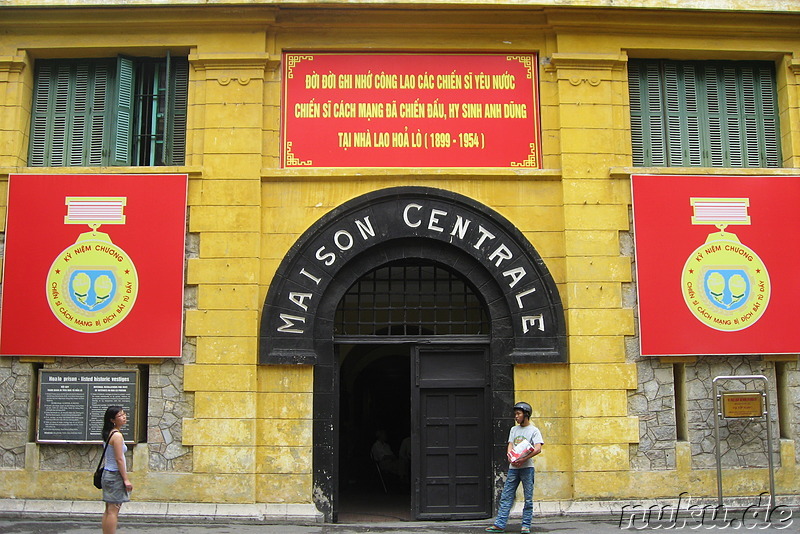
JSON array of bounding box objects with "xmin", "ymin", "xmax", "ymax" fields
[{"xmin": 513, "ymin": 401, "xmax": 532, "ymax": 418}]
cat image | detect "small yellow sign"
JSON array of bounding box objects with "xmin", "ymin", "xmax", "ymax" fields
[{"xmin": 721, "ymin": 392, "xmax": 764, "ymax": 419}]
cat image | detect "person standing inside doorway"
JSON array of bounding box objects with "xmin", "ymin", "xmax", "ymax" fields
[
  {"xmin": 371, "ymin": 429, "xmax": 400, "ymax": 475},
  {"xmin": 486, "ymin": 401, "xmax": 543, "ymax": 534},
  {"xmin": 101, "ymin": 406, "xmax": 132, "ymax": 534}
]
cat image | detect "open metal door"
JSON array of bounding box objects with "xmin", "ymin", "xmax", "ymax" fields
[{"xmin": 412, "ymin": 346, "xmax": 491, "ymax": 520}]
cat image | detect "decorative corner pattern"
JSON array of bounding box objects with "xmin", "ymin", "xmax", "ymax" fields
[
  {"xmin": 508, "ymin": 55, "xmax": 534, "ymax": 79},
  {"xmin": 286, "ymin": 55, "xmax": 314, "ymax": 79},
  {"xmin": 285, "ymin": 141, "xmax": 312, "ymax": 166},
  {"xmin": 511, "ymin": 144, "xmax": 539, "ymax": 167}
]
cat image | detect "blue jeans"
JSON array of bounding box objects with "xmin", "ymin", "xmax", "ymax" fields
[{"xmin": 494, "ymin": 467, "xmax": 534, "ymax": 529}]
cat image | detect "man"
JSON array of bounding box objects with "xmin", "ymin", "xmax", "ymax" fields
[
  {"xmin": 371, "ymin": 429, "xmax": 399, "ymax": 475},
  {"xmin": 486, "ymin": 401, "xmax": 543, "ymax": 534}
]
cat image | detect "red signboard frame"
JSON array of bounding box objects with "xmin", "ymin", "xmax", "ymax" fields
[
  {"xmin": 0, "ymin": 174, "xmax": 187, "ymax": 358},
  {"xmin": 281, "ymin": 53, "xmax": 541, "ymax": 168},
  {"xmin": 632, "ymin": 174, "xmax": 800, "ymax": 356}
]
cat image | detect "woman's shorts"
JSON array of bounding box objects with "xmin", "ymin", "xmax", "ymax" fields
[{"xmin": 101, "ymin": 470, "xmax": 130, "ymax": 504}]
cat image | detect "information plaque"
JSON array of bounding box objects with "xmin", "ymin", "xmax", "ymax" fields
[
  {"xmin": 721, "ymin": 391, "xmax": 764, "ymax": 419},
  {"xmin": 37, "ymin": 370, "xmax": 138, "ymax": 443}
]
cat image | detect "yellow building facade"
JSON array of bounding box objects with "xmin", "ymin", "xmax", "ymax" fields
[{"xmin": 0, "ymin": 1, "xmax": 798, "ymax": 523}]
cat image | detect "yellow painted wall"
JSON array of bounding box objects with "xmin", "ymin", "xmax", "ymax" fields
[{"xmin": 0, "ymin": 3, "xmax": 798, "ymax": 511}]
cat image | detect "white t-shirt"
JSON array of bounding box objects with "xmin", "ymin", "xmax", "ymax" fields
[{"xmin": 508, "ymin": 423, "xmax": 543, "ymax": 469}]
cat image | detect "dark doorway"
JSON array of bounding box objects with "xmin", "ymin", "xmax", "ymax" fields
[
  {"xmin": 336, "ymin": 343, "xmax": 492, "ymax": 522},
  {"xmin": 332, "ymin": 260, "xmax": 495, "ymax": 522},
  {"xmin": 338, "ymin": 344, "xmax": 412, "ymax": 522}
]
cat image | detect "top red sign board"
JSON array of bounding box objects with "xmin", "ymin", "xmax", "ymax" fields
[{"xmin": 281, "ymin": 53, "xmax": 541, "ymax": 168}]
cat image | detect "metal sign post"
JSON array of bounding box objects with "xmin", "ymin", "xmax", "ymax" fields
[{"xmin": 712, "ymin": 375, "xmax": 775, "ymax": 508}]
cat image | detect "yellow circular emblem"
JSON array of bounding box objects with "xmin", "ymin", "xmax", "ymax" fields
[
  {"xmin": 47, "ymin": 232, "xmax": 138, "ymax": 333},
  {"xmin": 681, "ymin": 233, "xmax": 770, "ymax": 332}
]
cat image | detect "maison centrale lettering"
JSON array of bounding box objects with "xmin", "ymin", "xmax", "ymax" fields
[{"xmin": 275, "ymin": 200, "xmax": 548, "ymax": 337}]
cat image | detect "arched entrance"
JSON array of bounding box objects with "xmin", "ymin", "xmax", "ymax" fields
[
  {"xmin": 335, "ymin": 260, "xmax": 491, "ymax": 521},
  {"xmin": 260, "ymin": 187, "xmax": 566, "ymax": 522}
]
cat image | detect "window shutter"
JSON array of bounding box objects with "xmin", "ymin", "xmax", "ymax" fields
[
  {"xmin": 629, "ymin": 60, "xmax": 668, "ymax": 166},
  {"xmin": 110, "ymin": 56, "xmax": 135, "ymax": 166},
  {"xmin": 29, "ymin": 59, "xmax": 113, "ymax": 166},
  {"xmin": 165, "ymin": 56, "xmax": 189, "ymax": 165},
  {"xmin": 722, "ymin": 66, "xmax": 743, "ymax": 167},
  {"xmin": 70, "ymin": 64, "xmax": 89, "ymax": 166},
  {"xmin": 663, "ymin": 63, "xmax": 683, "ymax": 166},
  {"xmin": 661, "ymin": 62, "xmax": 704, "ymax": 167},
  {"xmin": 740, "ymin": 66, "xmax": 760, "ymax": 167},
  {"xmin": 627, "ymin": 62, "xmax": 645, "ymax": 166},
  {"xmin": 681, "ymin": 65, "xmax": 702, "ymax": 166},
  {"xmin": 29, "ymin": 63, "xmax": 54, "ymax": 166},
  {"xmin": 704, "ymin": 64, "xmax": 724, "ymax": 167},
  {"xmin": 628, "ymin": 59, "xmax": 781, "ymax": 168},
  {"xmin": 756, "ymin": 65, "xmax": 781, "ymax": 167},
  {"xmin": 50, "ymin": 64, "xmax": 72, "ymax": 166},
  {"xmin": 88, "ymin": 62, "xmax": 110, "ymax": 166},
  {"xmin": 644, "ymin": 63, "xmax": 667, "ymax": 166}
]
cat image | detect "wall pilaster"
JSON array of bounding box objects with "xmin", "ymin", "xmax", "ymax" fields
[
  {"xmin": 0, "ymin": 54, "xmax": 29, "ymax": 170},
  {"xmin": 783, "ymin": 56, "xmax": 800, "ymax": 167},
  {"xmin": 182, "ymin": 52, "xmax": 272, "ymax": 501},
  {"xmin": 550, "ymin": 52, "xmax": 638, "ymax": 498}
]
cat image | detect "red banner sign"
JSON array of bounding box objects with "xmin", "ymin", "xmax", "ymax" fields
[
  {"xmin": 282, "ymin": 53, "xmax": 541, "ymax": 168},
  {"xmin": 632, "ymin": 174, "xmax": 800, "ymax": 356},
  {"xmin": 0, "ymin": 174, "xmax": 187, "ymax": 358}
]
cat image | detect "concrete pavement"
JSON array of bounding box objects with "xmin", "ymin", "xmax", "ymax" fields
[
  {"xmin": 0, "ymin": 495, "xmax": 796, "ymax": 533},
  {"xmin": 0, "ymin": 513, "xmax": 796, "ymax": 534},
  {"xmin": 0, "ymin": 517, "xmax": 616, "ymax": 534}
]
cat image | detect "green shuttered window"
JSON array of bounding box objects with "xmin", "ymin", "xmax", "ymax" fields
[
  {"xmin": 30, "ymin": 54, "xmax": 188, "ymax": 167},
  {"xmin": 628, "ymin": 60, "xmax": 781, "ymax": 168}
]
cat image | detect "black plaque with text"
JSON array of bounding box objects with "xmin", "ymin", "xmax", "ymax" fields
[{"xmin": 37, "ymin": 370, "xmax": 138, "ymax": 443}]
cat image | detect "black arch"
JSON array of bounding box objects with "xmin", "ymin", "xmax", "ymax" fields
[
  {"xmin": 259, "ymin": 187, "xmax": 567, "ymax": 521},
  {"xmin": 260, "ymin": 186, "xmax": 567, "ymax": 366}
]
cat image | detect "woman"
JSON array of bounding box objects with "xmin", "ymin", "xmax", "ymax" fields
[{"xmin": 100, "ymin": 406, "xmax": 132, "ymax": 534}]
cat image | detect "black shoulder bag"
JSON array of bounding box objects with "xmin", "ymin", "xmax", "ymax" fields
[{"xmin": 93, "ymin": 431, "xmax": 116, "ymax": 489}]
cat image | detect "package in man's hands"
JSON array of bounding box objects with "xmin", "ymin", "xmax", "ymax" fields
[{"xmin": 507, "ymin": 438, "xmax": 534, "ymax": 463}]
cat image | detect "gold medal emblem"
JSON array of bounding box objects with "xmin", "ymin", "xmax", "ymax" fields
[
  {"xmin": 681, "ymin": 198, "xmax": 770, "ymax": 331},
  {"xmin": 47, "ymin": 198, "xmax": 138, "ymax": 333}
]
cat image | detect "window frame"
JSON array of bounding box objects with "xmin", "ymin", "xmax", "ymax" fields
[
  {"xmin": 28, "ymin": 54, "xmax": 188, "ymax": 167},
  {"xmin": 628, "ymin": 58, "xmax": 781, "ymax": 168}
]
